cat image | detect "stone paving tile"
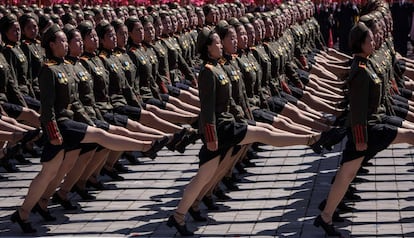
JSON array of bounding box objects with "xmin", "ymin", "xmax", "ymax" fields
[{"xmin": 0, "ymin": 143, "xmax": 413, "ymax": 237}]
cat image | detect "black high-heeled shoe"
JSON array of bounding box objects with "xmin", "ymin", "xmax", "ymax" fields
[
  {"xmin": 10, "ymin": 210, "xmax": 37, "ymax": 233},
  {"xmin": 313, "ymin": 215, "xmax": 341, "ymax": 236},
  {"xmin": 142, "ymin": 136, "xmax": 169, "ymax": 160},
  {"xmin": 32, "ymin": 203, "xmax": 56, "ymax": 221},
  {"xmin": 202, "ymin": 196, "xmax": 219, "ymax": 211},
  {"xmin": 188, "ymin": 207, "xmax": 207, "ymax": 222},
  {"xmin": 71, "ymin": 186, "xmax": 96, "ymax": 200},
  {"xmin": 166, "ymin": 215, "xmax": 194, "ymax": 236},
  {"xmin": 52, "ymin": 193, "xmax": 78, "ymax": 210}
]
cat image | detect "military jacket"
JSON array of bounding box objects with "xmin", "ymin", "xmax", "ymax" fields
[
  {"xmin": 2, "ymin": 42, "xmax": 34, "ymax": 97},
  {"xmin": 222, "ymin": 54, "xmax": 252, "ymax": 121},
  {"xmin": 67, "ymin": 56, "xmax": 104, "ymax": 121},
  {"xmin": 98, "ymin": 48, "xmax": 133, "ymax": 108},
  {"xmin": 175, "ymin": 32, "xmax": 192, "ymax": 66},
  {"xmin": 198, "ymin": 60, "xmax": 238, "ymax": 143},
  {"xmin": 237, "ymin": 50, "xmax": 260, "ymax": 107},
  {"xmin": 128, "ymin": 43, "xmax": 161, "ymax": 101},
  {"xmin": 142, "ymin": 43, "xmax": 164, "ymax": 99},
  {"xmin": 252, "ymin": 43, "xmax": 273, "ymax": 103},
  {"xmin": 21, "ymin": 38, "xmax": 44, "ymax": 98},
  {"xmin": 39, "ymin": 57, "xmax": 93, "ymax": 141},
  {"xmin": 114, "ymin": 47, "xmax": 142, "ymax": 107},
  {"xmin": 153, "ymin": 39, "xmax": 171, "ymax": 91},
  {"xmin": 347, "ymin": 56, "xmax": 386, "ymax": 145},
  {"xmin": 263, "ymin": 40, "xmax": 282, "ymax": 96},
  {"xmin": 161, "ymin": 35, "xmax": 196, "ymax": 84},
  {"xmin": 80, "ymin": 52, "xmax": 114, "ymax": 113},
  {"xmin": 0, "ymin": 51, "xmax": 26, "ymax": 107}
]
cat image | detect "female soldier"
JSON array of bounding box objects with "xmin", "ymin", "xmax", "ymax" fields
[
  {"xmin": 167, "ymin": 27, "xmax": 340, "ymax": 236},
  {"xmin": 0, "ymin": 15, "xmax": 41, "ymax": 112},
  {"xmin": 0, "ymin": 15, "xmax": 41, "ymax": 127},
  {"xmin": 19, "ymin": 13, "xmax": 44, "ymax": 100},
  {"xmin": 314, "ymin": 22, "xmax": 414, "ymax": 236},
  {"xmin": 9, "ymin": 25, "xmax": 171, "ymax": 233}
]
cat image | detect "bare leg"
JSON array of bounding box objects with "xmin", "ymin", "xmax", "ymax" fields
[
  {"xmin": 138, "ymin": 109, "xmax": 183, "ymax": 133},
  {"xmin": 167, "ymin": 96, "xmax": 200, "ymax": 115},
  {"xmin": 78, "ymin": 149, "xmax": 110, "ymax": 189},
  {"xmin": 145, "ymin": 105, "xmax": 196, "ymax": 125},
  {"xmin": 18, "ymin": 150, "xmax": 65, "ymax": 220},
  {"xmin": 15, "ymin": 108, "xmax": 40, "ymax": 128},
  {"xmin": 42, "ymin": 149, "xmax": 81, "ymax": 204},
  {"xmin": 175, "ymin": 156, "xmax": 220, "ymax": 224},
  {"xmin": 178, "ymin": 90, "xmax": 200, "ymax": 108},
  {"xmin": 58, "ymin": 149, "xmax": 96, "ymax": 198}
]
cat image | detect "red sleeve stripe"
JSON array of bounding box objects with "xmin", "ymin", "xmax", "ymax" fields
[
  {"xmin": 353, "ymin": 124, "xmax": 365, "ymax": 145},
  {"xmin": 47, "ymin": 121, "xmax": 61, "ymax": 140},
  {"xmin": 204, "ymin": 124, "xmax": 216, "ymax": 143}
]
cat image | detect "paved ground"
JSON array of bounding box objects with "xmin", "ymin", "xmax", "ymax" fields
[{"xmin": 0, "ymin": 140, "xmax": 413, "ymax": 237}]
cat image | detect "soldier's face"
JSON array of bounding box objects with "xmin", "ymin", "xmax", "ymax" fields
[
  {"xmin": 171, "ymin": 16, "xmax": 178, "ymax": 32},
  {"xmin": 236, "ymin": 25, "xmax": 248, "ymax": 49},
  {"xmin": 154, "ymin": 19, "xmax": 163, "ymax": 37},
  {"xmin": 162, "ymin": 16, "xmax": 172, "ymax": 35},
  {"xmin": 197, "ymin": 12, "xmax": 205, "ymax": 27},
  {"xmin": 102, "ymin": 27, "xmax": 117, "ymax": 50},
  {"xmin": 222, "ymin": 27, "xmax": 237, "ymax": 54},
  {"xmin": 143, "ymin": 22, "xmax": 155, "ymax": 43},
  {"xmin": 6, "ymin": 22, "xmax": 21, "ymax": 43},
  {"xmin": 361, "ymin": 31, "xmax": 375, "ymax": 56},
  {"xmin": 131, "ymin": 22, "xmax": 144, "ymax": 44},
  {"xmin": 116, "ymin": 25, "xmax": 128, "ymax": 48},
  {"xmin": 264, "ymin": 19, "xmax": 274, "ymax": 38},
  {"xmin": 68, "ymin": 31, "xmax": 83, "ymax": 57},
  {"xmin": 22, "ymin": 18, "xmax": 38, "ymax": 40},
  {"xmin": 50, "ymin": 31, "xmax": 68, "ymax": 58},
  {"xmin": 253, "ymin": 20, "xmax": 262, "ymax": 42},
  {"xmin": 84, "ymin": 29, "xmax": 99, "ymax": 52},
  {"xmin": 207, "ymin": 33, "xmax": 222, "ymax": 60},
  {"xmin": 245, "ymin": 24, "xmax": 255, "ymax": 47}
]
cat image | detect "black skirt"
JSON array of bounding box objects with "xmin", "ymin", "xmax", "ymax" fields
[
  {"xmin": 341, "ymin": 124, "xmax": 397, "ymax": 164},
  {"xmin": 199, "ymin": 116, "xmax": 247, "ymax": 166}
]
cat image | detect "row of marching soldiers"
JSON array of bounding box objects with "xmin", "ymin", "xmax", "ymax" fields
[{"xmin": 0, "ymin": 0, "xmax": 405, "ymax": 237}]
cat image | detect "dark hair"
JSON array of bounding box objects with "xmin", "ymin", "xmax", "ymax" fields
[
  {"xmin": 63, "ymin": 23, "xmax": 79, "ymax": 42},
  {"xmin": 197, "ymin": 28, "xmax": 216, "ymax": 61},
  {"xmin": 77, "ymin": 20, "xmax": 93, "ymax": 39},
  {"xmin": 0, "ymin": 14, "xmax": 18, "ymax": 42},
  {"xmin": 95, "ymin": 20, "xmax": 112, "ymax": 39},
  {"xmin": 111, "ymin": 18, "xmax": 125, "ymax": 33},
  {"xmin": 19, "ymin": 13, "xmax": 38, "ymax": 30},
  {"xmin": 215, "ymin": 20, "xmax": 234, "ymax": 40},
  {"xmin": 125, "ymin": 17, "xmax": 140, "ymax": 33},
  {"xmin": 349, "ymin": 22, "xmax": 370, "ymax": 54},
  {"xmin": 41, "ymin": 24, "xmax": 61, "ymax": 58},
  {"xmin": 61, "ymin": 13, "xmax": 76, "ymax": 25}
]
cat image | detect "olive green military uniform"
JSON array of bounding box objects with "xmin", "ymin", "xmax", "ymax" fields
[
  {"xmin": 21, "ymin": 38, "xmax": 44, "ymax": 99},
  {"xmin": 0, "ymin": 50, "xmax": 27, "ymax": 107}
]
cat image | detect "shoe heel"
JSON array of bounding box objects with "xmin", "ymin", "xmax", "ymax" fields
[
  {"xmin": 167, "ymin": 216, "xmax": 174, "ymax": 227},
  {"xmin": 313, "ymin": 218, "xmax": 320, "ymax": 227}
]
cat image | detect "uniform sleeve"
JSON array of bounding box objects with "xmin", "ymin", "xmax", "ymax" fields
[
  {"xmin": 177, "ymin": 53, "xmax": 197, "ymax": 83},
  {"xmin": 198, "ymin": 68, "xmax": 217, "ymax": 143},
  {"xmin": 39, "ymin": 66, "xmax": 61, "ymax": 141},
  {"xmin": 348, "ymin": 69, "xmax": 369, "ymax": 145}
]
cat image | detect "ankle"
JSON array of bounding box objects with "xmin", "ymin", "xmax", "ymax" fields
[
  {"xmin": 174, "ymin": 211, "xmax": 185, "ymax": 226},
  {"xmin": 18, "ymin": 207, "xmax": 29, "ymax": 221},
  {"xmin": 321, "ymin": 212, "xmax": 332, "ymax": 224}
]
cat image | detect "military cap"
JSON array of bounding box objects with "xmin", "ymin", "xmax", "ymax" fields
[
  {"xmin": 95, "ymin": 20, "xmax": 112, "ymax": 39},
  {"xmin": 196, "ymin": 27, "xmax": 213, "ymax": 54},
  {"xmin": 215, "ymin": 20, "xmax": 230, "ymax": 38},
  {"xmin": 349, "ymin": 22, "xmax": 370, "ymax": 53},
  {"xmin": 63, "ymin": 23, "xmax": 76, "ymax": 36},
  {"xmin": 239, "ymin": 16, "xmax": 250, "ymax": 25},
  {"xmin": 0, "ymin": 14, "xmax": 17, "ymax": 32},
  {"xmin": 77, "ymin": 20, "xmax": 94, "ymax": 38},
  {"xmin": 228, "ymin": 17, "xmax": 241, "ymax": 27},
  {"xmin": 41, "ymin": 24, "xmax": 61, "ymax": 48},
  {"xmin": 140, "ymin": 15, "xmax": 153, "ymax": 25}
]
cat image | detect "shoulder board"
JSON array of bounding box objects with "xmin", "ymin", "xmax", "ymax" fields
[
  {"xmin": 80, "ymin": 56, "xmax": 89, "ymax": 61},
  {"xmin": 44, "ymin": 60, "xmax": 58, "ymax": 67},
  {"xmin": 36, "ymin": 39, "xmax": 41, "ymax": 44},
  {"xmin": 358, "ymin": 62, "xmax": 366, "ymax": 69},
  {"xmin": 130, "ymin": 47, "xmax": 137, "ymax": 52},
  {"xmin": 204, "ymin": 64, "xmax": 213, "ymax": 70},
  {"xmin": 114, "ymin": 51, "xmax": 122, "ymax": 56},
  {"xmin": 5, "ymin": 44, "xmax": 13, "ymax": 48},
  {"xmin": 218, "ymin": 58, "xmax": 226, "ymax": 65},
  {"xmin": 64, "ymin": 60, "xmax": 71, "ymax": 64},
  {"xmin": 23, "ymin": 40, "xmax": 30, "ymax": 45},
  {"xmin": 250, "ymin": 47, "xmax": 256, "ymax": 50}
]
